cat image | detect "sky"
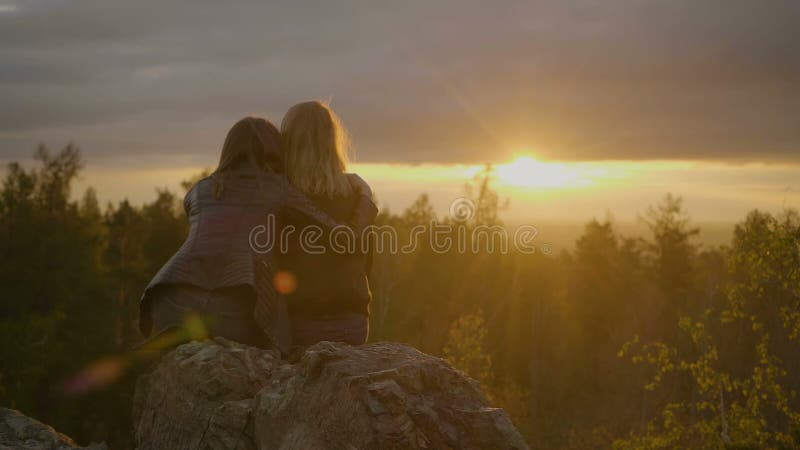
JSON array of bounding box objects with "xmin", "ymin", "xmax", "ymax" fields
[{"xmin": 1, "ymin": 0, "xmax": 799, "ymax": 227}]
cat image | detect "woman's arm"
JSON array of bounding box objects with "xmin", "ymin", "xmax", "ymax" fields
[{"xmin": 280, "ymin": 174, "xmax": 377, "ymax": 237}]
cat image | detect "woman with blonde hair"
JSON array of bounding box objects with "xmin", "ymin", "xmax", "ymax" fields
[
  {"xmin": 279, "ymin": 101, "xmax": 375, "ymax": 347},
  {"xmin": 139, "ymin": 116, "xmax": 377, "ymax": 354}
]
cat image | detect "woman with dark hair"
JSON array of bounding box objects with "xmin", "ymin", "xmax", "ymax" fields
[
  {"xmin": 278, "ymin": 101, "xmax": 375, "ymax": 348},
  {"xmin": 138, "ymin": 116, "xmax": 376, "ymax": 353}
]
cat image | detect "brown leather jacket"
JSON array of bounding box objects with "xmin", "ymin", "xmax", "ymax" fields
[{"xmin": 139, "ymin": 168, "xmax": 377, "ymax": 345}]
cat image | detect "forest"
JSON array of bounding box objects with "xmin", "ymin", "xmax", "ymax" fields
[{"xmin": 1, "ymin": 145, "xmax": 799, "ymax": 449}]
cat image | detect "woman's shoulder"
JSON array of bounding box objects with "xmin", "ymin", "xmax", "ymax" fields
[
  {"xmin": 343, "ymin": 172, "xmax": 374, "ymax": 202},
  {"xmin": 192, "ymin": 171, "xmax": 282, "ymax": 192},
  {"xmin": 188, "ymin": 176, "xmax": 215, "ymax": 195},
  {"xmin": 180, "ymin": 177, "xmax": 213, "ymax": 211}
]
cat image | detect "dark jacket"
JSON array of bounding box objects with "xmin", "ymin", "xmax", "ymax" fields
[
  {"xmin": 139, "ymin": 168, "xmax": 377, "ymax": 344},
  {"xmin": 279, "ymin": 193, "xmax": 374, "ymax": 318}
]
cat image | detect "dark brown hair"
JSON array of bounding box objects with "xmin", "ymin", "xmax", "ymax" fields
[{"xmin": 212, "ymin": 117, "xmax": 282, "ymax": 199}]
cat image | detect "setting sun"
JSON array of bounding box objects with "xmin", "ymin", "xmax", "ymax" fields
[{"xmin": 496, "ymin": 156, "xmax": 590, "ymax": 189}]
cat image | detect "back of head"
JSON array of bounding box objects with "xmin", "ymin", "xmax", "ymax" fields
[
  {"xmin": 281, "ymin": 101, "xmax": 351, "ymax": 198},
  {"xmin": 213, "ymin": 117, "xmax": 282, "ymax": 198}
]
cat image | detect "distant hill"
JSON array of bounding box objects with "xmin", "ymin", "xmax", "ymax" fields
[{"xmin": 504, "ymin": 219, "xmax": 735, "ymax": 254}]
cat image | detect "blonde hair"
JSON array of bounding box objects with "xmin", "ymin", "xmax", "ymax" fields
[{"xmin": 280, "ymin": 101, "xmax": 351, "ymax": 198}]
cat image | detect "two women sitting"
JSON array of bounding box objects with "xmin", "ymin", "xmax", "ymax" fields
[{"xmin": 139, "ymin": 101, "xmax": 375, "ymax": 355}]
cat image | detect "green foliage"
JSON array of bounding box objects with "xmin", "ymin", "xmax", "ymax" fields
[
  {"xmin": 443, "ymin": 308, "xmax": 532, "ymax": 438},
  {"xmin": 0, "ymin": 145, "xmax": 192, "ymax": 448},
  {"xmin": 443, "ymin": 309, "xmax": 494, "ymax": 386},
  {"xmin": 373, "ymin": 184, "xmax": 799, "ymax": 449},
  {"xmin": 616, "ymin": 209, "xmax": 800, "ymax": 449}
]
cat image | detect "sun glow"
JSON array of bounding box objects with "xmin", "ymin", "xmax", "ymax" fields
[{"xmin": 496, "ymin": 156, "xmax": 592, "ymax": 189}]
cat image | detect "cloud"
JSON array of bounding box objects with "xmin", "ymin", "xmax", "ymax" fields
[{"xmin": 0, "ymin": 0, "xmax": 799, "ymax": 165}]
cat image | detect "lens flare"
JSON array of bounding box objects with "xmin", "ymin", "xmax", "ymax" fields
[
  {"xmin": 61, "ymin": 356, "xmax": 130, "ymax": 396},
  {"xmin": 274, "ymin": 270, "xmax": 298, "ymax": 295}
]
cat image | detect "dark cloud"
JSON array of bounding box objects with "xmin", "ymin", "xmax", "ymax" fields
[{"xmin": 0, "ymin": 0, "xmax": 798, "ymax": 165}]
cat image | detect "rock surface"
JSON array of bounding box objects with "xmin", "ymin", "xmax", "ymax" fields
[
  {"xmin": 0, "ymin": 408, "xmax": 107, "ymax": 450},
  {"xmin": 133, "ymin": 338, "xmax": 528, "ymax": 450}
]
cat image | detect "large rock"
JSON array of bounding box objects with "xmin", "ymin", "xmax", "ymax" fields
[
  {"xmin": 133, "ymin": 338, "xmax": 528, "ymax": 450},
  {"xmin": 0, "ymin": 408, "xmax": 107, "ymax": 450}
]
